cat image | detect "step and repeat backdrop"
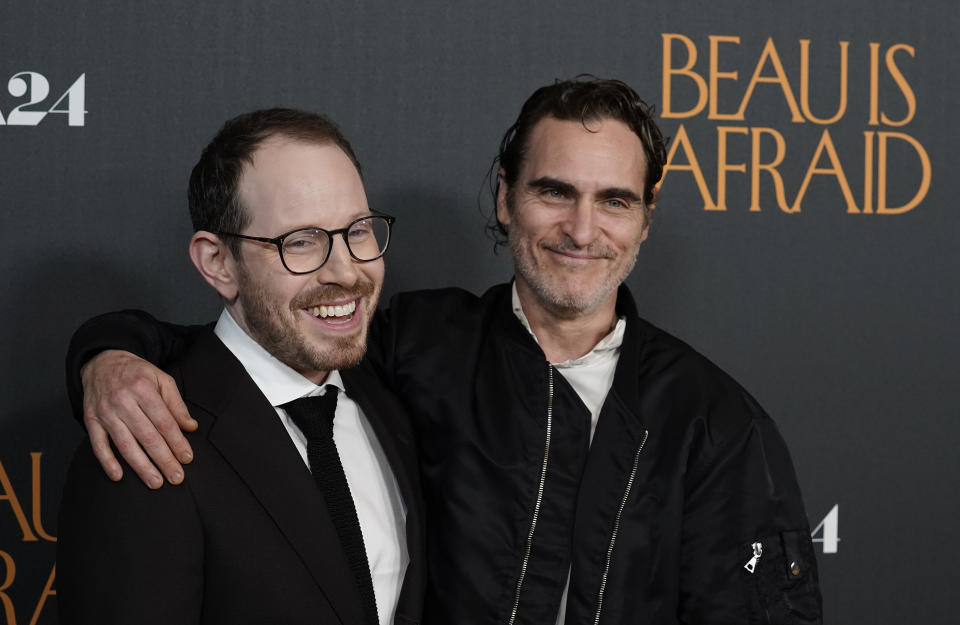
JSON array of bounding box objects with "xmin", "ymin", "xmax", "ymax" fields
[{"xmin": 1, "ymin": 1, "xmax": 956, "ymax": 623}]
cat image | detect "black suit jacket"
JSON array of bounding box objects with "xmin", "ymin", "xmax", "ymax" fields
[{"xmin": 57, "ymin": 329, "xmax": 425, "ymax": 625}]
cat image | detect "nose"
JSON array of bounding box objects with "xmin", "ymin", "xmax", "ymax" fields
[
  {"xmin": 560, "ymin": 199, "xmax": 599, "ymax": 248},
  {"xmin": 314, "ymin": 234, "xmax": 360, "ymax": 286}
]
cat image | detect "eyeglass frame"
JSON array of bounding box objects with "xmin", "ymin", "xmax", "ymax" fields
[{"xmin": 215, "ymin": 213, "xmax": 396, "ymax": 275}]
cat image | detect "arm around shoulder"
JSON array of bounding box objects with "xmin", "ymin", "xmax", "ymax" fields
[
  {"xmin": 65, "ymin": 309, "xmax": 205, "ymax": 420},
  {"xmin": 65, "ymin": 310, "xmax": 203, "ymax": 488}
]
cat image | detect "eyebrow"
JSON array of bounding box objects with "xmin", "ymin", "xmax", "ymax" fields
[
  {"xmin": 595, "ymin": 187, "xmax": 644, "ymax": 204},
  {"xmin": 526, "ymin": 176, "xmax": 644, "ymax": 205},
  {"xmin": 527, "ymin": 177, "xmax": 577, "ymax": 196},
  {"xmin": 286, "ymin": 210, "xmax": 376, "ymax": 233}
]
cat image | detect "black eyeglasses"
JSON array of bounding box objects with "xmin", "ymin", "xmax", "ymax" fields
[{"xmin": 217, "ymin": 213, "xmax": 395, "ymax": 275}]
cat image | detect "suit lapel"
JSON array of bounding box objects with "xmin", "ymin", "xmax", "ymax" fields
[{"xmin": 177, "ymin": 331, "xmax": 368, "ymax": 625}]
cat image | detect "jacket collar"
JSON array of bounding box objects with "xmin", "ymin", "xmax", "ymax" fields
[
  {"xmin": 490, "ymin": 279, "xmax": 650, "ymax": 440},
  {"xmin": 610, "ymin": 284, "xmax": 648, "ymax": 422}
]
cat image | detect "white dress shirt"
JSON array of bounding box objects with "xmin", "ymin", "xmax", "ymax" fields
[
  {"xmin": 511, "ymin": 284, "xmax": 624, "ymax": 625},
  {"xmin": 214, "ymin": 309, "xmax": 408, "ymax": 625}
]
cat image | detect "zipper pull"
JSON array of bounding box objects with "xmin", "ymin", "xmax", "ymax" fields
[{"xmin": 744, "ymin": 541, "xmax": 763, "ymax": 573}]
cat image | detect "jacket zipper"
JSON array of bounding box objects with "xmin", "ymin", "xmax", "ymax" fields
[
  {"xmin": 507, "ymin": 365, "xmax": 554, "ymax": 625},
  {"xmin": 593, "ymin": 429, "xmax": 649, "ymax": 625}
]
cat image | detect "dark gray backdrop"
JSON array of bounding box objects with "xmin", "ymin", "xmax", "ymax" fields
[{"xmin": 1, "ymin": 1, "xmax": 957, "ymax": 623}]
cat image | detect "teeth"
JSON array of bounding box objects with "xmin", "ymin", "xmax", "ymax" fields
[{"xmin": 309, "ymin": 301, "xmax": 357, "ymax": 318}]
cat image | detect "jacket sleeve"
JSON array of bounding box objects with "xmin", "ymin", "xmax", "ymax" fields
[
  {"xmin": 678, "ymin": 400, "xmax": 823, "ymax": 625},
  {"xmin": 56, "ymin": 441, "xmax": 204, "ymax": 624},
  {"xmin": 64, "ymin": 309, "xmax": 207, "ymax": 421},
  {"xmin": 365, "ymin": 302, "xmax": 400, "ymax": 389}
]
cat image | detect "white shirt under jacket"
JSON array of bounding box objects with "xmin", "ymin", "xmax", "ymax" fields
[{"xmin": 214, "ymin": 309, "xmax": 408, "ymax": 625}]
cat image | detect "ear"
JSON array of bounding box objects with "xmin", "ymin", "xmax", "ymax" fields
[
  {"xmin": 495, "ymin": 168, "xmax": 512, "ymax": 229},
  {"xmin": 189, "ymin": 231, "xmax": 239, "ymax": 302}
]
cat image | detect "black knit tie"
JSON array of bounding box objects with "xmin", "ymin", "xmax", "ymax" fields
[{"xmin": 282, "ymin": 387, "xmax": 378, "ymax": 625}]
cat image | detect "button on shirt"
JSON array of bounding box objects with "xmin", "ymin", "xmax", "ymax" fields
[{"xmin": 214, "ymin": 309, "xmax": 408, "ymax": 625}]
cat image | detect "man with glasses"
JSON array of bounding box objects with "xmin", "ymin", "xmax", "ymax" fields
[
  {"xmin": 57, "ymin": 109, "xmax": 425, "ymax": 625},
  {"xmin": 65, "ymin": 79, "xmax": 820, "ymax": 624}
]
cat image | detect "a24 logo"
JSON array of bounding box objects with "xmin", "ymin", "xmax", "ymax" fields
[
  {"xmin": 0, "ymin": 72, "xmax": 86, "ymax": 127},
  {"xmin": 812, "ymin": 504, "xmax": 839, "ymax": 554}
]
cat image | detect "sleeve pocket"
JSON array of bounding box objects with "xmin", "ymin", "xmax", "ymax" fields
[{"xmin": 743, "ymin": 529, "xmax": 823, "ymax": 624}]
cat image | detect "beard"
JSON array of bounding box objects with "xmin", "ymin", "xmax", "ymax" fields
[
  {"xmin": 509, "ymin": 228, "xmax": 638, "ymax": 319},
  {"xmin": 235, "ymin": 266, "xmax": 379, "ymax": 374}
]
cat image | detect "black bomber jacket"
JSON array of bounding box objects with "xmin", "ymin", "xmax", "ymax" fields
[{"xmin": 370, "ymin": 283, "xmax": 822, "ymax": 625}]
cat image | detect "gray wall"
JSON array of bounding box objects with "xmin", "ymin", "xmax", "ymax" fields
[{"xmin": 1, "ymin": 1, "xmax": 956, "ymax": 623}]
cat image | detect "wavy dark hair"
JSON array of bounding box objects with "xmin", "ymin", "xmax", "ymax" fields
[
  {"xmin": 487, "ymin": 76, "xmax": 668, "ymax": 247},
  {"xmin": 188, "ymin": 108, "xmax": 362, "ymax": 255}
]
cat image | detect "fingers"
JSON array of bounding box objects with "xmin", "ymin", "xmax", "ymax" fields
[
  {"xmin": 86, "ymin": 418, "xmax": 123, "ymax": 482},
  {"xmin": 161, "ymin": 371, "xmax": 197, "ymax": 431},
  {"xmin": 128, "ymin": 374, "xmax": 192, "ymax": 484},
  {"xmin": 124, "ymin": 397, "xmax": 185, "ymax": 486},
  {"xmin": 106, "ymin": 415, "xmax": 167, "ymax": 489},
  {"xmin": 80, "ymin": 350, "xmax": 194, "ymax": 488},
  {"xmin": 85, "ymin": 403, "xmax": 165, "ymax": 489},
  {"xmin": 159, "ymin": 371, "xmax": 199, "ymax": 446}
]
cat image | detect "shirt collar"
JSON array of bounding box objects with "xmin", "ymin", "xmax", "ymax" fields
[
  {"xmin": 213, "ymin": 309, "xmax": 344, "ymax": 406},
  {"xmin": 510, "ymin": 282, "xmax": 625, "ymax": 369}
]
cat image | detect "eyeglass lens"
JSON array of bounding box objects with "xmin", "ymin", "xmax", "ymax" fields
[{"xmin": 281, "ymin": 216, "xmax": 391, "ymax": 273}]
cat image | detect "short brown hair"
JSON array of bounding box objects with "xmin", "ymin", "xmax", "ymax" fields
[
  {"xmin": 188, "ymin": 108, "xmax": 361, "ymax": 253},
  {"xmin": 489, "ymin": 76, "xmax": 668, "ymax": 245}
]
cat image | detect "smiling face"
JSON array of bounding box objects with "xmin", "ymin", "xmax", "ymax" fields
[
  {"xmin": 497, "ymin": 116, "xmax": 650, "ymax": 320},
  {"xmin": 229, "ymin": 137, "xmax": 383, "ymax": 382}
]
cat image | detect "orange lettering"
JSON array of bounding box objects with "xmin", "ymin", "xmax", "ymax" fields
[
  {"xmin": 662, "ymin": 34, "xmax": 708, "ymax": 118},
  {"xmin": 799, "ymin": 40, "xmax": 849, "ymax": 124},
  {"xmin": 868, "ymin": 43, "xmax": 881, "ymax": 125},
  {"xmin": 27, "ymin": 565, "xmax": 55, "ymax": 625},
  {"xmin": 0, "ymin": 459, "xmax": 38, "ymax": 542},
  {"xmin": 716, "ymin": 126, "xmax": 749, "ymax": 210},
  {"xmin": 736, "ymin": 38, "xmax": 805, "ymax": 123},
  {"xmin": 791, "ymin": 129, "xmax": 858, "ymax": 213},
  {"xmin": 0, "ymin": 551, "xmax": 15, "ymax": 625},
  {"xmin": 661, "ymin": 124, "xmax": 718, "ymax": 210},
  {"xmin": 708, "ymin": 36, "xmax": 742, "ymax": 120},
  {"xmin": 881, "ymin": 44, "xmax": 916, "ymax": 126},
  {"xmin": 750, "ymin": 127, "xmax": 790, "ymax": 212},
  {"xmin": 863, "ymin": 131, "xmax": 875, "ymax": 214},
  {"xmin": 876, "ymin": 132, "xmax": 930, "ymax": 214},
  {"xmin": 29, "ymin": 454, "xmax": 54, "ymax": 542}
]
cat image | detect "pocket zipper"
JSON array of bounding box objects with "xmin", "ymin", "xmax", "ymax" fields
[{"xmin": 744, "ymin": 541, "xmax": 763, "ymax": 573}]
